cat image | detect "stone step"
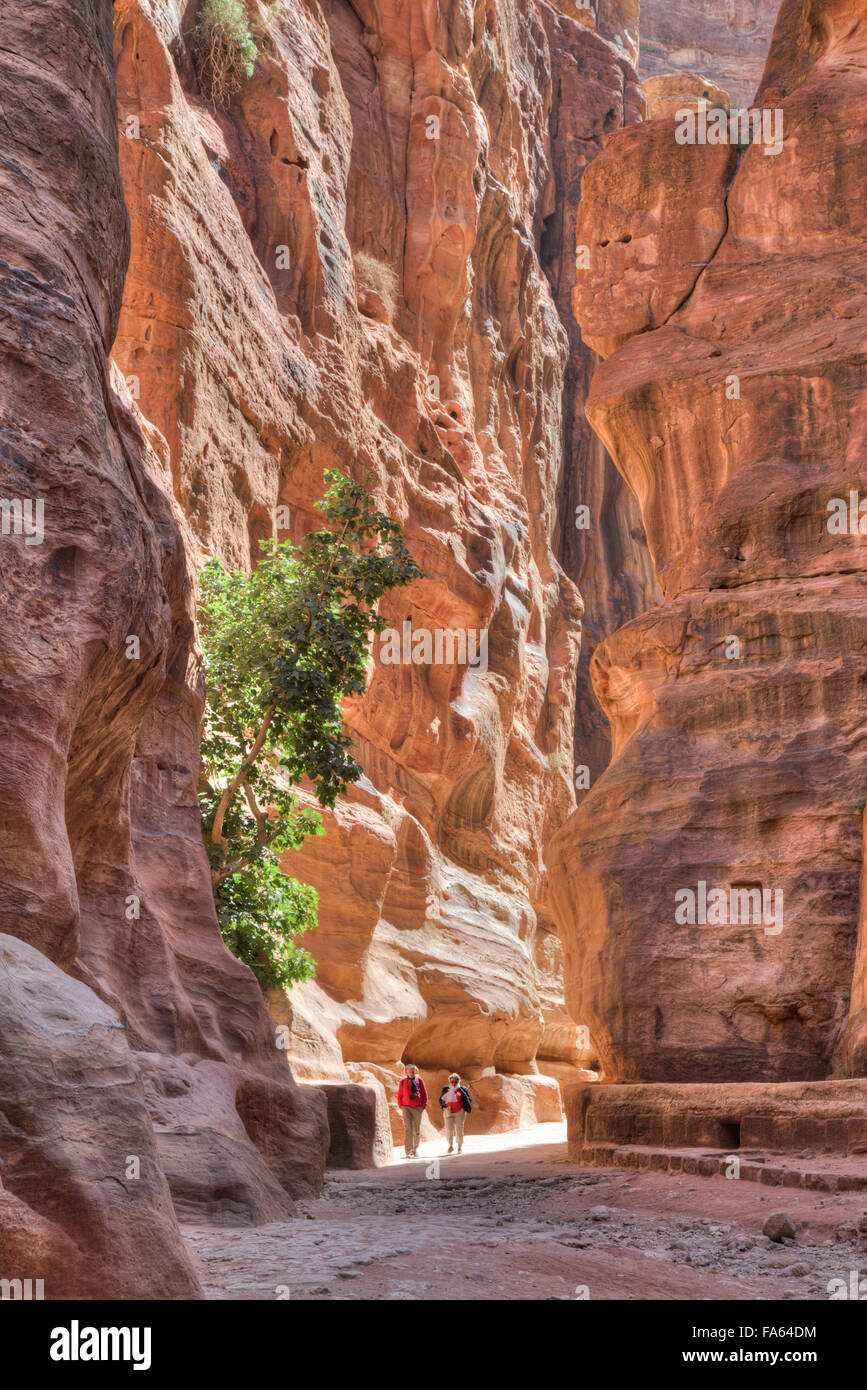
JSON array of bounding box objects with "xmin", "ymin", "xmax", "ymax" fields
[{"xmin": 578, "ymin": 1142, "xmax": 867, "ymax": 1192}]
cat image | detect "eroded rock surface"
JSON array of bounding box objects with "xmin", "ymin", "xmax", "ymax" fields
[
  {"xmin": 0, "ymin": 0, "xmax": 327, "ymax": 1297},
  {"xmin": 539, "ymin": 3, "xmax": 660, "ymax": 788},
  {"xmin": 639, "ymin": 0, "xmax": 779, "ymax": 105},
  {"xmin": 0, "ymin": 935, "xmax": 199, "ymax": 1298},
  {"xmin": 642, "ymin": 71, "xmax": 732, "ymax": 119},
  {"xmin": 110, "ymin": 0, "xmax": 657, "ymax": 1113},
  {"xmin": 549, "ymin": 0, "xmax": 867, "ymax": 1084}
]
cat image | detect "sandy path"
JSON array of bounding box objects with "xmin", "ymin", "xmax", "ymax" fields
[{"xmin": 183, "ymin": 1123, "xmax": 867, "ymax": 1300}]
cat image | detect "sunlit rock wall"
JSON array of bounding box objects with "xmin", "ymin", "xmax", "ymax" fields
[{"xmin": 549, "ymin": 0, "xmax": 867, "ymax": 1084}]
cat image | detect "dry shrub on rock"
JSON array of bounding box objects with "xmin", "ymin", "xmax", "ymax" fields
[
  {"xmin": 192, "ymin": 0, "xmax": 258, "ymax": 107},
  {"xmin": 353, "ymin": 252, "xmax": 401, "ymax": 324}
]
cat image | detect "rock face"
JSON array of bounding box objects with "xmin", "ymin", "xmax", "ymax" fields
[
  {"xmin": 567, "ymin": 1079, "xmax": 867, "ymax": 1156},
  {"xmin": 539, "ymin": 4, "xmax": 660, "ymax": 789},
  {"xmin": 2, "ymin": 0, "xmax": 658, "ymax": 1298},
  {"xmin": 0, "ymin": 934, "xmax": 199, "ymax": 1298},
  {"xmin": 316, "ymin": 1082, "xmax": 393, "ymax": 1169},
  {"xmin": 642, "ymin": 71, "xmax": 732, "ymax": 120},
  {"xmin": 0, "ymin": 0, "xmax": 327, "ymax": 1298},
  {"xmin": 639, "ymin": 0, "xmax": 779, "ymax": 106},
  {"xmin": 109, "ymin": 0, "xmax": 658, "ymax": 1120},
  {"xmin": 549, "ymin": 0, "xmax": 867, "ymax": 1085},
  {"xmin": 277, "ymin": 0, "xmax": 658, "ymax": 1101}
]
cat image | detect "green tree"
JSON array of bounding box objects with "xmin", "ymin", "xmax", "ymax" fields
[{"xmin": 198, "ymin": 469, "xmax": 420, "ymax": 989}]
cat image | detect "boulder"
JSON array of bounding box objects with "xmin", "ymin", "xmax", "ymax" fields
[
  {"xmin": 0, "ymin": 935, "xmax": 200, "ymax": 1298},
  {"xmin": 315, "ymin": 1082, "xmax": 393, "ymax": 1170}
]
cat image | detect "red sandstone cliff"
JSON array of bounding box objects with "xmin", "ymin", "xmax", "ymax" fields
[
  {"xmin": 110, "ymin": 0, "xmax": 656, "ymax": 1128},
  {"xmin": 549, "ymin": 0, "xmax": 867, "ymax": 1084},
  {"xmin": 0, "ymin": 0, "xmax": 655, "ymax": 1294},
  {"xmin": 0, "ymin": 0, "xmax": 328, "ymax": 1299},
  {"xmin": 540, "ymin": 3, "xmax": 660, "ymax": 790}
]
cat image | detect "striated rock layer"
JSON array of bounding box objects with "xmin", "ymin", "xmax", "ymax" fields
[
  {"xmin": 549, "ymin": 0, "xmax": 867, "ymax": 1084},
  {"xmin": 567, "ymin": 1079, "xmax": 867, "ymax": 1156},
  {"xmin": 0, "ymin": 0, "xmax": 327, "ymax": 1298},
  {"xmin": 539, "ymin": 2, "xmax": 660, "ymax": 789},
  {"xmin": 639, "ymin": 0, "xmax": 779, "ymax": 106},
  {"xmin": 110, "ymin": 0, "xmax": 654, "ymax": 1118}
]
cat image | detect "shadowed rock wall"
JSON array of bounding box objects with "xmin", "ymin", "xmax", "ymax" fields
[{"xmin": 0, "ymin": 0, "xmax": 327, "ymax": 1299}]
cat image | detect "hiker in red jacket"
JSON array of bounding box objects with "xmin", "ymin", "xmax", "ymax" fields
[
  {"xmin": 397, "ymin": 1063, "xmax": 428, "ymax": 1158},
  {"xmin": 439, "ymin": 1072, "xmax": 472, "ymax": 1154}
]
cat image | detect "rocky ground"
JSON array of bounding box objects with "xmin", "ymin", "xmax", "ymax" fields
[{"xmin": 183, "ymin": 1124, "xmax": 867, "ymax": 1301}]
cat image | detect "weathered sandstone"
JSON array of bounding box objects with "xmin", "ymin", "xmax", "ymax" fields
[
  {"xmin": 0, "ymin": 934, "xmax": 199, "ymax": 1298},
  {"xmin": 0, "ymin": 0, "xmax": 327, "ymax": 1297},
  {"xmin": 538, "ymin": 3, "xmax": 660, "ymax": 793},
  {"xmin": 567, "ymin": 1080, "xmax": 867, "ymax": 1157},
  {"xmin": 549, "ymin": 0, "xmax": 867, "ymax": 1084},
  {"xmin": 642, "ymin": 71, "xmax": 732, "ymax": 119},
  {"xmin": 639, "ymin": 0, "xmax": 778, "ymax": 105},
  {"xmin": 109, "ymin": 0, "xmax": 660, "ymax": 1119},
  {"xmin": 315, "ymin": 1081, "xmax": 394, "ymax": 1169}
]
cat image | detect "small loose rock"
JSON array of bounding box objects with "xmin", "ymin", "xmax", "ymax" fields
[{"xmin": 763, "ymin": 1212, "xmax": 797, "ymax": 1243}]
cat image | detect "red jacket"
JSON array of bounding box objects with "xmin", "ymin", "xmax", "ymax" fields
[{"xmin": 397, "ymin": 1075, "xmax": 428, "ymax": 1108}]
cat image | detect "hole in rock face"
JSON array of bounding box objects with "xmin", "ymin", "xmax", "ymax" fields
[
  {"xmin": 269, "ymin": 129, "xmax": 278, "ymax": 155},
  {"xmin": 46, "ymin": 545, "xmax": 81, "ymax": 584},
  {"xmin": 718, "ymin": 1120, "xmax": 741, "ymax": 1149}
]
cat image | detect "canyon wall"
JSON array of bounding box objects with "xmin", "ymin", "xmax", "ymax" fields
[
  {"xmin": 540, "ymin": 3, "xmax": 660, "ymax": 787},
  {"xmin": 0, "ymin": 0, "xmax": 329, "ymax": 1299},
  {"xmin": 549, "ymin": 0, "xmax": 867, "ymax": 1085},
  {"xmin": 275, "ymin": 0, "xmax": 658, "ymax": 1111},
  {"xmin": 0, "ymin": 0, "xmax": 658, "ymax": 1301},
  {"xmin": 110, "ymin": 0, "xmax": 656, "ymax": 1126},
  {"xmin": 639, "ymin": 0, "xmax": 779, "ymax": 105}
]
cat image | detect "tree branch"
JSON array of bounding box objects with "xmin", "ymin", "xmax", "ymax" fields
[
  {"xmin": 241, "ymin": 772, "xmax": 270, "ymax": 846},
  {"xmin": 210, "ymin": 704, "xmax": 275, "ymax": 849}
]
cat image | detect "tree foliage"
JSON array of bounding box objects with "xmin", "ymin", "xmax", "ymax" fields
[{"xmin": 198, "ymin": 469, "xmax": 420, "ymax": 989}]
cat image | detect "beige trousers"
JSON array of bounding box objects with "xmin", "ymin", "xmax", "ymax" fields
[
  {"xmin": 402, "ymin": 1105, "xmax": 423, "ymax": 1154},
  {"xmin": 444, "ymin": 1108, "xmax": 465, "ymax": 1148}
]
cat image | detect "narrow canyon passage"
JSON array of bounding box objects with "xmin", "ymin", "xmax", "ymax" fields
[
  {"xmin": 4, "ymin": 0, "xmax": 867, "ymax": 1336},
  {"xmin": 184, "ymin": 1130, "xmax": 867, "ymax": 1301}
]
